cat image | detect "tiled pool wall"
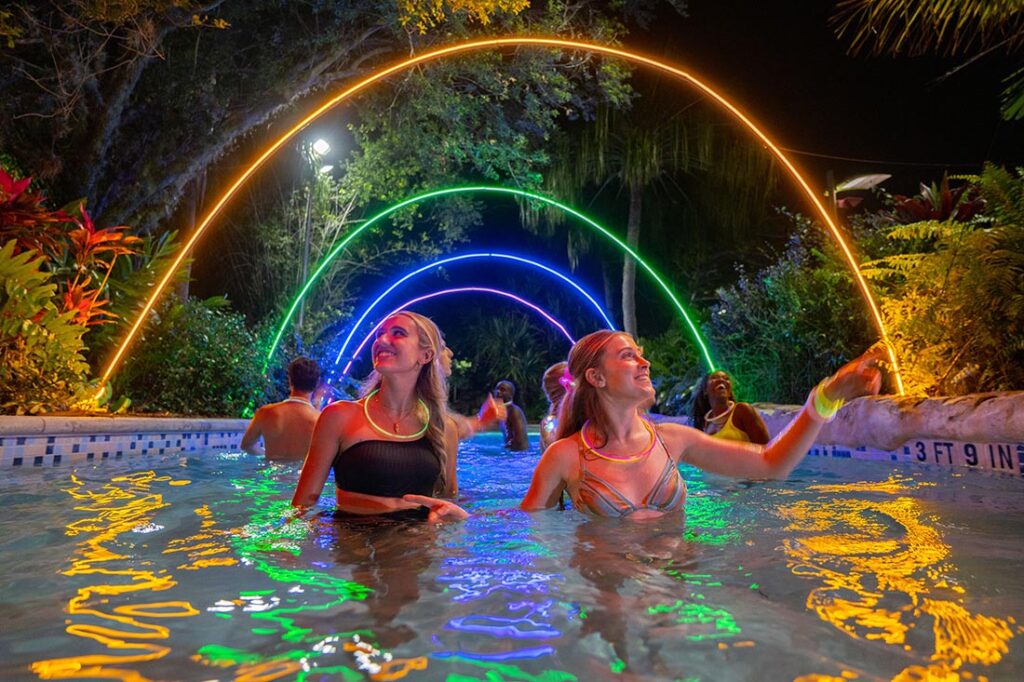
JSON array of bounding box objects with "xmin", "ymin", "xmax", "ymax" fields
[
  {"xmin": 2, "ymin": 394, "xmax": 1023, "ymax": 477},
  {"xmin": 0, "ymin": 417, "xmax": 247, "ymax": 468}
]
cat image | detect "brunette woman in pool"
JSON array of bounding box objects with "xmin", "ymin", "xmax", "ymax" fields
[
  {"xmin": 292, "ymin": 311, "xmax": 467, "ymax": 522},
  {"xmin": 520, "ymin": 330, "xmax": 883, "ymax": 519}
]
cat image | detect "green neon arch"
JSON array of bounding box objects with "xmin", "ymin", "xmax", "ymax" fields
[{"xmin": 266, "ymin": 186, "xmax": 716, "ymax": 372}]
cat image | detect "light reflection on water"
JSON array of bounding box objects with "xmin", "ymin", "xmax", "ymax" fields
[{"xmin": 0, "ymin": 435, "xmax": 1020, "ymax": 680}]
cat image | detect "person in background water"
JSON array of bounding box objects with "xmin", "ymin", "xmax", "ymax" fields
[
  {"xmin": 242, "ymin": 356, "xmax": 322, "ymax": 460},
  {"xmin": 493, "ymin": 380, "xmax": 530, "ymax": 451},
  {"xmin": 540, "ymin": 362, "xmax": 569, "ymax": 451},
  {"xmin": 691, "ymin": 370, "xmax": 770, "ymax": 444},
  {"xmin": 292, "ymin": 311, "xmax": 467, "ymax": 521},
  {"xmin": 521, "ymin": 330, "xmax": 883, "ymax": 519},
  {"xmin": 440, "ymin": 345, "xmax": 506, "ymax": 440}
]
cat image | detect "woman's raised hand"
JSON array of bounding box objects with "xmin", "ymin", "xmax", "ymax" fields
[
  {"xmin": 821, "ymin": 344, "xmax": 886, "ymax": 402},
  {"xmin": 402, "ymin": 494, "xmax": 470, "ymax": 523},
  {"xmin": 478, "ymin": 394, "xmax": 507, "ymax": 427}
]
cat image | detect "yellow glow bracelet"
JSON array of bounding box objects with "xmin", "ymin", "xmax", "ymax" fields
[{"xmin": 812, "ymin": 380, "xmax": 845, "ymax": 421}]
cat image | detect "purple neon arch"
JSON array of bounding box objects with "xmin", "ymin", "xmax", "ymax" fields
[{"xmin": 341, "ymin": 287, "xmax": 576, "ymax": 377}]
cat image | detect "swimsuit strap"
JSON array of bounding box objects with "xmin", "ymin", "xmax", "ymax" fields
[{"xmin": 576, "ymin": 435, "xmax": 638, "ymax": 516}]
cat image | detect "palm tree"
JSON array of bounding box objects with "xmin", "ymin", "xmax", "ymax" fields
[
  {"xmin": 831, "ymin": 0, "xmax": 1024, "ymax": 119},
  {"xmin": 532, "ymin": 93, "xmax": 777, "ymax": 336}
]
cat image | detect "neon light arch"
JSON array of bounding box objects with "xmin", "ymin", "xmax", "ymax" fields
[
  {"xmin": 264, "ymin": 187, "xmax": 710, "ymax": 370},
  {"xmin": 259, "ymin": 187, "xmax": 697, "ymax": 368},
  {"xmin": 342, "ymin": 287, "xmax": 575, "ymax": 378},
  {"xmin": 325, "ymin": 251, "xmax": 615, "ymax": 372},
  {"xmin": 103, "ymin": 37, "xmax": 904, "ymax": 394}
]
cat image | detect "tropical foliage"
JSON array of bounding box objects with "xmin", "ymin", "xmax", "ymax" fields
[
  {"xmin": 704, "ymin": 212, "xmax": 875, "ymax": 404},
  {"xmin": 116, "ymin": 295, "xmax": 269, "ymax": 416},
  {"xmin": 0, "ymin": 240, "xmax": 92, "ymax": 414},
  {"xmin": 862, "ymin": 165, "xmax": 1024, "ymax": 395},
  {"xmin": 831, "ymin": 0, "xmax": 1024, "ymax": 119},
  {"xmin": 1, "ymin": 167, "xmax": 143, "ymax": 329},
  {"xmin": 529, "ymin": 94, "xmax": 780, "ymax": 336},
  {"xmin": 0, "ymin": 0, "xmax": 669, "ymax": 233}
]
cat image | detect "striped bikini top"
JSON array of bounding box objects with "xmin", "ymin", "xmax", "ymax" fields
[{"xmin": 573, "ymin": 429, "xmax": 686, "ymax": 517}]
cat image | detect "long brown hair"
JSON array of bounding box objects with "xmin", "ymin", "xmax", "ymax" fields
[
  {"xmin": 555, "ymin": 330, "xmax": 629, "ymax": 446},
  {"xmin": 360, "ymin": 311, "xmax": 451, "ymax": 494}
]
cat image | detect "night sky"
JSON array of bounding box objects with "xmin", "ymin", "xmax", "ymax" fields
[
  {"xmin": 199, "ymin": 3, "xmax": 1023, "ymax": 348},
  {"xmin": 647, "ymin": 2, "xmax": 1022, "ymax": 194}
]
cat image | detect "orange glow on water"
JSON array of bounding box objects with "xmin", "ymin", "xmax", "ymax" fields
[
  {"xmin": 99, "ymin": 37, "xmax": 904, "ymax": 394},
  {"xmin": 32, "ymin": 472, "xmax": 199, "ymax": 681},
  {"xmin": 777, "ymin": 476, "xmax": 1013, "ymax": 679}
]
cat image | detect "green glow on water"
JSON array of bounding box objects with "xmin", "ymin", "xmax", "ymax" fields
[
  {"xmin": 648, "ymin": 600, "xmax": 742, "ymax": 641},
  {"xmin": 681, "ymin": 468, "xmax": 742, "ymax": 546},
  {"xmin": 188, "ymin": 468, "xmax": 376, "ymax": 674},
  {"xmin": 441, "ymin": 655, "xmax": 577, "ymax": 682},
  {"xmin": 297, "ymin": 666, "xmax": 364, "ymax": 681}
]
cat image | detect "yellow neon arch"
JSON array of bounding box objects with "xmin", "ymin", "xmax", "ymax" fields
[{"xmin": 101, "ymin": 37, "xmax": 904, "ymax": 394}]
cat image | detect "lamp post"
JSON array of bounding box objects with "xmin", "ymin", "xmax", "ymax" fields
[{"xmin": 296, "ymin": 139, "xmax": 331, "ymax": 340}]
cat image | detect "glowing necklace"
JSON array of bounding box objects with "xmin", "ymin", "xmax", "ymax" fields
[
  {"xmin": 705, "ymin": 401, "xmax": 736, "ymax": 426},
  {"xmin": 363, "ymin": 389, "xmax": 429, "ymax": 440},
  {"xmin": 579, "ymin": 418, "xmax": 657, "ymax": 464},
  {"xmin": 283, "ymin": 397, "xmax": 313, "ymax": 407}
]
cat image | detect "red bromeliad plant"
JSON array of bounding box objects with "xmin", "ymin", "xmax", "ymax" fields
[
  {"xmin": 1, "ymin": 167, "xmax": 142, "ymax": 326},
  {"xmin": 889, "ymin": 174, "xmax": 985, "ymax": 224},
  {"xmin": 0, "ymin": 167, "xmax": 70, "ymax": 254},
  {"xmin": 62, "ymin": 202, "xmax": 142, "ymax": 326}
]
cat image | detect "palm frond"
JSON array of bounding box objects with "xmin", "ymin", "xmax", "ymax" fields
[{"xmin": 832, "ymin": 0, "xmax": 1024, "ymax": 57}]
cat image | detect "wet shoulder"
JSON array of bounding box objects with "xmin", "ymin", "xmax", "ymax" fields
[
  {"xmin": 319, "ymin": 399, "xmax": 362, "ymax": 422},
  {"xmin": 653, "ymin": 421, "xmax": 701, "ymax": 456}
]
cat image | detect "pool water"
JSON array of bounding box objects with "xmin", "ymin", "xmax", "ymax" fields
[{"xmin": 1, "ymin": 431, "xmax": 1022, "ymax": 681}]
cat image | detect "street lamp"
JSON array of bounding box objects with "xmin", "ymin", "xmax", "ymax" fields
[
  {"xmin": 312, "ymin": 138, "xmax": 331, "ymax": 156},
  {"xmin": 296, "ymin": 139, "xmax": 332, "ymax": 338}
]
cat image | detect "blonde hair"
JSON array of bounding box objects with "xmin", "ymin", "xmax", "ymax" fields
[
  {"xmin": 542, "ymin": 361, "xmax": 568, "ymax": 410},
  {"xmin": 556, "ymin": 330, "xmax": 629, "ymax": 446},
  {"xmin": 360, "ymin": 311, "xmax": 451, "ymax": 494}
]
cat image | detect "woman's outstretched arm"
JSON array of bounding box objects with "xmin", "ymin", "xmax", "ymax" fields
[{"xmin": 661, "ymin": 347, "xmax": 884, "ymax": 479}]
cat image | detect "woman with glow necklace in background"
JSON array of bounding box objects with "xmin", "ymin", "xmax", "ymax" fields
[
  {"xmin": 691, "ymin": 370, "xmax": 771, "ymax": 444},
  {"xmin": 292, "ymin": 311, "xmax": 468, "ymax": 521},
  {"xmin": 521, "ymin": 330, "xmax": 883, "ymax": 519}
]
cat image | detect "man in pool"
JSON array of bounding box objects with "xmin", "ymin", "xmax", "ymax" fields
[
  {"xmin": 494, "ymin": 380, "xmax": 529, "ymax": 451},
  {"xmin": 242, "ymin": 356, "xmax": 321, "ymax": 460}
]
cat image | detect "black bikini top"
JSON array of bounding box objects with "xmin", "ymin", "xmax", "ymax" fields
[{"xmin": 332, "ymin": 437, "xmax": 440, "ymax": 498}]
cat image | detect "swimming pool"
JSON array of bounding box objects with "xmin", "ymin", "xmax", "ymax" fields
[{"xmin": 1, "ymin": 431, "xmax": 1021, "ymax": 681}]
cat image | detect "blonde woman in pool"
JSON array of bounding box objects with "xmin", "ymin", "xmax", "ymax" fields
[
  {"xmin": 292, "ymin": 311, "xmax": 467, "ymax": 522},
  {"xmin": 521, "ymin": 330, "xmax": 883, "ymax": 518}
]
